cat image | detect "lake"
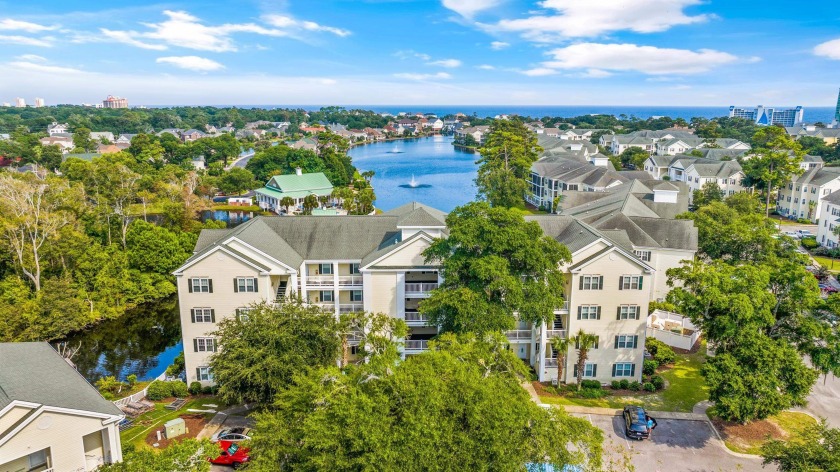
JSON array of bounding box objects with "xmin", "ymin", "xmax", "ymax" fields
[
  {"xmin": 61, "ymin": 296, "xmax": 183, "ymax": 383},
  {"xmin": 349, "ymin": 136, "xmax": 478, "ymax": 212}
]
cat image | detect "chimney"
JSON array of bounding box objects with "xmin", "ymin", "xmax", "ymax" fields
[{"xmin": 295, "ymin": 167, "xmax": 302, "ymax": 176}]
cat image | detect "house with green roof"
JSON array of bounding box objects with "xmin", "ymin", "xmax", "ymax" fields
[
  {"xmin": 0, "ymin": 342, "xmax": 124, "ymax": 471},
  {"xmin": 254, "ymin": 168, "xmax": 334, "ymax": 214}
]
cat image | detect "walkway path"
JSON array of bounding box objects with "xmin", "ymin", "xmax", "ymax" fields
[{"xmin": 196, "ymin": 404, "xmax": 253, "ymax": 440}]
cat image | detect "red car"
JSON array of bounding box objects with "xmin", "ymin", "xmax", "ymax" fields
[{"xmin": 209, "ymin": 440, "xmax": 250, "ymax": 469}]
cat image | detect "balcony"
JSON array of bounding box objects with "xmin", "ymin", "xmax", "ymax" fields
[
  {"xmin": 547, "ymin": 329, "xmax": 567, "ymax": 339},
  {"xmin": 312, "ymin": 302, "xmax": 335, "ymax": 311},
  {"xmin": 505, "ymin": 329, "xmax": 533, "ymax": 341},
  {"xmin": 404, "ymin": 311, "xmax": 430, "ymax": 326},
  {"xmin": 405, "ymin": 282, "xmax": 438, "ymax": 297},
  {"xmin": 306, "ymin": 275, "xmax": 335, "ymax": 286},
  {"xmin": 346, "ymin": 331, "xmax": 363, "ymax": 346},
  {"xmin": 338, "ymin": 275, "xmax": 363, "ymax": 286},
  {"xmin": 404, "ymin": 339, "xmax": 429, "ymax": 352},
  {"xmin": 554, "ymin": 301, "xmax": 570, "ymax": 313},
  {"xmin": 338, "ymin": 303, "xmax": 364, "ymax": 314},
  {"xmin": 545, "ymin": 358, "xmax": 558, "ymax": 367}
]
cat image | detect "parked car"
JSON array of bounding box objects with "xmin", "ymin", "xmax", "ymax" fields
[
  {"xmin": 783, "ymin": 231, "xmax": 800, "ymax": 239},
  {"xmin": 797, "ymin": 229, "xmax": 813, "ymax": 237},
  {"xmin": 623, "ymin": 406, "xmax": 656, "ymax": 440},
  {"xmin": 211, "ymin": 427, "xmax": 252, "ymax": 443},
  {"xmin": 209, "ymin": 441, "xmax": 250, "ymax": 469}
]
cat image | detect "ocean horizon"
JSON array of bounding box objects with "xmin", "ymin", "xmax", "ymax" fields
[{"xmin": 143, "ymin": 105, "xmax": 837, "ymax": 123}]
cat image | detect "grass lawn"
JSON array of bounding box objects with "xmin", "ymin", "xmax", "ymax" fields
[
  {"xmin": 120, "ymin": 396, "xmax": 224, "ymax": 450},
  {"xmin": 812, "ymin": 255, "xmax": 840, "ymax": 272},
  {"xmin": 712, "ymin": 411, "xmax": 817, "ymax": 455},
  {"xmin": 769, "ymin": 216, "xmax": 802, "ymax": 227},
  {"xmin": 211, "ymin": 204, "xmax": 260, "ymax": 212},
  {"xmin": 538, "ymin": 344, "xmax": 708, "ymax": 412}
]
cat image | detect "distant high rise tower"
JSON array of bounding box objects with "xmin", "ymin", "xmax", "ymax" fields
[
  {"xmin": 102, "ymin": 95, "xmax": 128, "ymax": 108},
  {"xmin": 34, "ymin": 98, "xmax": 45, "ymax": 107},
  {"xmin": 14, "ymin": 97, "xmax": 25, "ymax": 107},
  {"xmin": 729, "ymin": 105, "xmax": 804, "ymax": 127},
  {"xmin": 834, "ymin": 88, "xmax": 840, "ymax": 125}
]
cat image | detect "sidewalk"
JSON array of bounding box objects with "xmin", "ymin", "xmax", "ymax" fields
[{"xmin": 196, "ymin": 404, "xmax": 252, "ymax": 440}]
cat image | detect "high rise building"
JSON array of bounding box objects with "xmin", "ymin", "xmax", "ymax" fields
[
  {"xmin": 14, "ymin": 97, "xmax": 25, "ymax": 107},
  {"xmin": 729, "ymin": 105, "xmax": 804, "ymax": 127},
  {"xmin": 833, "ymin": 89, "xmax": 840, "ymax": 127},
  {"xmin": 34, "ymin": 98, "xmax": 45, "ymax": 107},
  {"xmin": 102, "ymin": 95, "xmax": 128, "ymax": 108}
]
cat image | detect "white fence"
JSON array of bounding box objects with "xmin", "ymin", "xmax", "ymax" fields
[
  {"xmin": 113, "ymin": 372, "xmax": 166, "ymax": 407},
  {"xmin": 646, "ymin": 309, "xmax": 701, "ymax": 350}
]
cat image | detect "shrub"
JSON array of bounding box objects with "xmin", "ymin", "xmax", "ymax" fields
[
  {"xmin": 797, "ymin": 218, "xmax": 812, "ymax": 224},
  {"xmin": 629, "ymin": 381, "xmax": 642, "ymax": 391},
  {"xmin": 189, "ymin": 382, "xmax": 203, "ymax": 395},
  {"xmin": 202, "ymin": 386, "xmax": 214, "ymax": 395},
  {"xmin": 610, "ymin": 380, "xmax": 621, "ymax": 390},
  {"xmin": 643, "ymin": 360, "xmax": 658, "ymax": 376},
  {"xmin": 651, "ymin": 375, "xmax": 665, "ymax": 390},
  {"xmin": 578, "ymin": 388, "xmax": 608, "ymax": 399},
  {"xmin": 812, "ymin": 246, "xmax": 829, "ymax": 256},
  {"xmin": 126, "ymin": 374, "xmax": 137, "ymax": 387},
  {"xmin": 643, "ymin": 382, "xmax": 656, "ymax": 392},
  {"xmin": 801, "ymin": 237, "xmax": 819, "ymax": 250},
  {"xmin": 619, "ymin": 379, "xmax": 630, "ymax": 389},
  {"xmin": 95, "ymin": 376, "xmax": 124, "ymax": 395},
  {"xmin": 647, "ymin": 338, "xmax": 676, "ymax": 366},
  {"xmin": 146, "ymin": 381, "xmax": 172, "ymax": 401},
  {"xmin": 581, "ymin": 380, "xmax": 601, "ymax": 389},
  {"xmin": 166, "ymin": 352, "xmax": 185, "ymax": 377},
  {"xmin": 170, "ymin": 381, "xmax": 189, "ymax": 398}
]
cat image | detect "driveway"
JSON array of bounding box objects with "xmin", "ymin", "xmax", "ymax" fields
[
  {"xmin": 203, "ymin": 405, "xmax": 255, "ymax": 472},
  {"xmin": 576, "ymin": 413, "xmax": 768, "ymax": 472},
  {"xmin": 803, "ymin": 373, "xmax": 840, "ymax": 427}
]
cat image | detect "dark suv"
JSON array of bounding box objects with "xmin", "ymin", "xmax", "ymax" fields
[{"xmin": 623, "ymin": 406, "xmax": 655, "ymax": 440}]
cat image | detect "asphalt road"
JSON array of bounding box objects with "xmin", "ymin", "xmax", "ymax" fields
[{"xmin": 577, "ymin": 414, "xmax": 768, "ymax": 472}]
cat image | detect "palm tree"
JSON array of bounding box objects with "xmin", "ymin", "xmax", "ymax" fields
[
  {"xmin": 361, "ymin": 170, "xmax": 375, "ymax": 183},
  {"xmin": 302, "ymin": 194, "xmax": 318, "ymax": 214},
  {"xmin": 550, "ymin": 335, "xmax": 571, "ymax": 384},
  {"xmin": 572, "ymin": 329, "xmax": 599, "ymax": 390},
  {"xmin": 280, "ymin": 196, "xmax": 295, "ymax": 214}
]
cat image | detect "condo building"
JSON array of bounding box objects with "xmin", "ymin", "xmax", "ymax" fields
[
  {"xmin": 729, "ymin": 105, "xmax": 804, "ymax": 127},
  {"xmin": 174, "ymin": 189, "xmax": 696, "ymax": 387},
  {"xmin": 102, "ymin": 95, "xmax": 128, "ymax": 109}
]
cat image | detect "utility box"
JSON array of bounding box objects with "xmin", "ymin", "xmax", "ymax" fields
[{"xmin": 164, "ymin": 418, "xmax": 186, "ymax": 439}]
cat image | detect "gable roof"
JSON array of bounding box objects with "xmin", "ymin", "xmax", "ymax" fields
[{"xmin": 0, "ymin": 343, "xmax": 122, "ymax": 417}]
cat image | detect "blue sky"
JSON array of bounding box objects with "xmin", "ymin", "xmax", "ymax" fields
[{"xmin": 0, "ymin": 0, "xmax": 838, "ymax": 106}]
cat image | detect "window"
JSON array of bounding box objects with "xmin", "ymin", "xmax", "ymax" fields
[
  {"xmin": 575, "ymin": 336, "xmax": 599, "ymax": 349},
  {"xmin": 795, "ymin": 198, "xmax": 799, "ymax": 203},
  {"xmin": 350, "ymin": 346, "xmax": 360, "ymax": 355},
  {"xmin": 579, "ymin": 275, "xmax": 603, "ymax": 290},
  {"xmin": 319, "ymin": 263, "xmax": 333, "ymax": 275},
  {"xmin": 196, "ymin": 366, "xmax": 213, "ymax": 382},
  {"xmin": 191, "ymin": 308, "xmax": 214, "ymax": 323},
  {"xmin": 189, "ymin": 277, "xmax": 212, "ymax": 293},
  {"xmin": 577, "ymin": 305, "xmax": 601, "ymax": 320},
  {"xmin": 350, "ymin": 290, "xmax": 363, "ymax": 302},
  {"xmin": 730, "ymin": 178, "xmax": 736, "ymax": 185},
  {"xmin": 320, "ymin": 290, "xmax": 334, "ymax": 302},
  {"xmin": 617, "ymin": 305, "xmax": 641, "ymax": 320},
  {"xmin": 234, "ymin": 277, "xmax": 258, "ymax": 293},
  {"xmin": 634, "ymin": 250, "xmax": 651, "ymax": 262},
  {"xmin": 573, "ymin": 363, "xmax": 597, "ymax": 378},
  {"xmin": 615, "ymin": 335, "xmax": 639, "ymax": 348},
  {"xmin": 235, "ymin": 308, "xmax": 251, "ymax": 321},
  {"xmin": 349, "ymin": 263, "xmax": 360, "ymax": 274},
  {"xmin": 787, "ymin": 196, "xmax": 791, "ymax": 202},
  {"xmin": 803, "ymin": 186, "xmax": 808, "ymax": 192},
  {"xmin": 613, "ymin": 362, "xmax": 636, "ymax": 377},
  {"xmin": 619, "ymin": 275, "xmax": 643, "ymax": 290},
  {"xmin": 28, "ymin": 449, "xmax": 49, "ymax": 470},
  {"xmin": 194, "ymin": 337, "xmax": 216, "ymax": 352}
]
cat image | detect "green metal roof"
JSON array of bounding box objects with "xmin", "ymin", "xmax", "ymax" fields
[
  {"xmin": 311, "ymin": 209, "xmax": 339, "ymax": 215},
  {"xmin": 267, "ymin": 172, "xmax": 333, "ymax": 193}
]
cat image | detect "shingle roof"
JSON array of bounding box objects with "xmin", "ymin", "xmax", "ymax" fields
[
  {"xmin": 824, "ymin": 189, "xmax": 840, "ymax": 206},
  {"xmin": 384, "ymin": 201, "xmax": 447, "ymax": 224},
  {"xmin": 396, "ymin": 207, "xmax": 446, "ymax": 227},
  {"xmin": 791, "ymin": 166, "xmax": 840, "ymax": 187},
  {"xmin": 0, "ymin": 343, "xmax": 123, "ymax": 417}
]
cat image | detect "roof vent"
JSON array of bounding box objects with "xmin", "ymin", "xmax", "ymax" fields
[{"xmin": 295, "ymin": 167, "xmax": 303, "ymax": 176}]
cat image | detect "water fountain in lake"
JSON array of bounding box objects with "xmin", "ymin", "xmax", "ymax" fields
[
  {"xmin": 387, "ymin": 144, "xmax": 404, "ymax": 154},
  {"xmin": 399, "ymin": 174, "xmax": 432, "ymax": 189}
]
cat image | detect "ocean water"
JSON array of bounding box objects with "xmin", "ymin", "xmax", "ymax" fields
[{"xmin": 348, "ymin": 136, "xmax": 477, "ymax": 212}]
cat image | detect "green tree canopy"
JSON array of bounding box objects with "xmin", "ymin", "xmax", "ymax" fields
[
  {"xmin": 618, "ymin": 146, "xmax": 650, "ymax": 169},
  {"xmin": 692, "ymin": 181, "xmax": 725, "ymax": 208},
  {"xmin": 476, "ymin": 120, "xmax": 542, "ymax": 208},
  {"xmin": 421, "ymin": 202, "xmax": 571, "ymax": 334},
  {"xmin": 761, "ymin": 420, "xmax": 840, "ymax": 471},
  {"xmin": 741, "ymin": 126, "xmax": 804, "ymax": 216},
  {"xmin": 218, "ymin": 167, "xmax": 258, "ymax": 195},
  {"xmin": 99, "ymin": 439, "xmax": 212, "ymax": 472}
]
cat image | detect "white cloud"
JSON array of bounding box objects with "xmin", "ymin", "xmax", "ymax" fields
[
  {"xmin": 0, "ymin": 19, "xmax": 57, "ymax": 33},
  {"xmin": 15, "ymin": 54, "xmax": 47, "ymax": 62},
  {"xmin": 262, "ymin": 14, "xmax": 351, "ymax": 37},
  {"xmin": 0, "ymin": 35, "xmax": 53, "ymax": 47},
  {"xmin": 7, "ymin": 61, "xmax": 84, "ymax": 74},
  {"xmin": 489, "ymin": 0, "xmax": 709, "ymax": 41},
  {"xmin": 395, "ymin": 50, "xmax": 431, "ymax": 61},
  {"xmin": 814, "ymin": 38, "xmax": 840, "ymax": 60},
  {"xmin": 521, "ymin": 67, "xmax": 558, "ymax": 76},
  {"xmin": 580, "ymin": 68, "xmax": 611, "ymax": 78},
  {"xmin": 100, "ymin": 29, "xmax": 167, "ymax": 50},
  {"xmin": 441, "ymin": 0, "xmax": 501, "ymax": 18},
  {"xmin": 427, "ymin": 59, "xmax": 462, "ymax": 68},
  {"xmin": 539, "ymin": 43, "xmax": 739, "ymax": 75},
  {"xmin": 393, "ymin": 72, "xmax": 452, "ymax": 81},
  {"xmin": 156, "ymin": 55, "xmax": 225, "ymax": 71},
  {"xmin": 477, "ymin": 64, "xmax": 496, "ymax": 70},
  {"xmin": 490, "ymin": 41, "xmax": 509, "ymax": 50}
]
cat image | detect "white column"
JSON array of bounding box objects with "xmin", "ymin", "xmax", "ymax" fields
[
  {"xmin": 362, "ymin": 271, "xmax": 373, "ymax": 313},
  {"xmin": 108, "ymin": 423, "xmax": 123, "ymax": 463},
  {"xmin": 538, "ymin": 322, "xmax": 548, "ymax": 382},
  {"xmin": 300, "ymin": 263, "xmax": 308, "ymax": 302},
  {"xmin": 333, "ymin": 262, "xmax": 340, "ymax": 318},
  {"xmin": 289, "ymin": 272, "xmax": 298, "ymax": 299},
  {"xmin": 396, "ymin": 272, "xmax": 406, "ymax": 320}
]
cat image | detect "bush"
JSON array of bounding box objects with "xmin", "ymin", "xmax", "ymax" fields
[
  {"xmin": 812, "ymin": 246, "xmax": 830, "ymax": 256},
  {"xmin": 126, "ymin": 374, "xmax": 137, "ymax": 387},
  {"xmin": 170, "ymin": 381, "xmax": 189, "ymax": 398},
  {"xmin": 801, "ymin": 237, "xmax": 819, "ymax": 250},
  {"xmin": 578, "ymin": 388, "xmax": 608, "ymax": 399},
  {"xmin": 610, "ymin": 380, "xmax": 621, "ymax": 390},
  {"xmin": 646, "ymin": 338, "xmax": 676, "ymax": 366},
  {"xmin": 643, "ymin": 382, "xmax": 656, "ymax": 392},
  {"xmin": 643, "ymin": 360, "xmax": 658, "ymax": 376},
  {"xmin": 202, "ymin": 386, "xmax": 214, "ymax": 395},
  {"xmin": 96, "ymin": 376, "xmax": 125, "ymax": 395},
  {"xmin": 619, "ymin": 379, "xmax": 630, "ymax": 389},
  {"xmin": 797, "ymin": 218, "xmax": 812, "ymax": 224},
  {"xmin": 651, "ymin": 375, "xmax": 665, "ymax": 390},
  {"xmin": 146, "ymin": 381, "xmax": 172, "ymax": 401},
  {"xmin": 629, "ymin": 381, "xmax": 642, "ymax": 391},
  {"xmin": 580, "ymin": 380, "xmax": 601, "ymax": 389},
  {"xmin": 189, "ymin": 381, "xmax": 203, "ymax": 395},
  {"xmin": 166, "ymin": 352, "xmax": 185, "ymax": 377}
]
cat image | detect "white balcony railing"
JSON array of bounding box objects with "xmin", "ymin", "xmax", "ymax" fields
[
  {"xmin": 313, "ymin": 302, "xmax": 335, "ymax": 311},
  {"xmin": 546, "ymin": 330, "xmax": 567, "ymax": 339},
  {"xmin": 555, "ymin": 301, "xmax": 570, "ymax": 313},
  {"xmin": 505, "ymin": 329, "xmax": 533, "ymax": 341},
  {"xmin": 405, "ymin": 282, "xmax": 438, "ymax": 296},
  {"xmin": 306, "ymin": 275, "xmax": 335, "ymax": 286},
  {"xmin": 404, "ymin": 339, "xmax": 429, "ymax": 351},
  {"xmin": 346, "ymin": 331, "xmax": 363, "ymax": 346},
  {"xmin": 338, "ymin": 275, "xmax": 363, "ymax": 286},
  {"xmin": 338, "ymin": 303, "xmax": 364, "ymax": 313},
  {"xmin": 545, "ymin": 358, "xmax": 558, "ymax": 367},
  {"xmin": 404, "ymin": 312, "xmax": 429, "ymax": 325}
]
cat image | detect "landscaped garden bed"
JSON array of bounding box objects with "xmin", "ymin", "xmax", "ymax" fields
[
  {"xmin": 144, "ymin": 413, "xmax": 210, "ymax": 448},
  {"xmin": 710, "ymin": 411, "xmax": 817, "ymax": 455}
]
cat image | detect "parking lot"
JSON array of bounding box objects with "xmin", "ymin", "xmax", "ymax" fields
[{"xmin": 575, "ymin": 413, "xmax": 768, "ymax": 472}]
